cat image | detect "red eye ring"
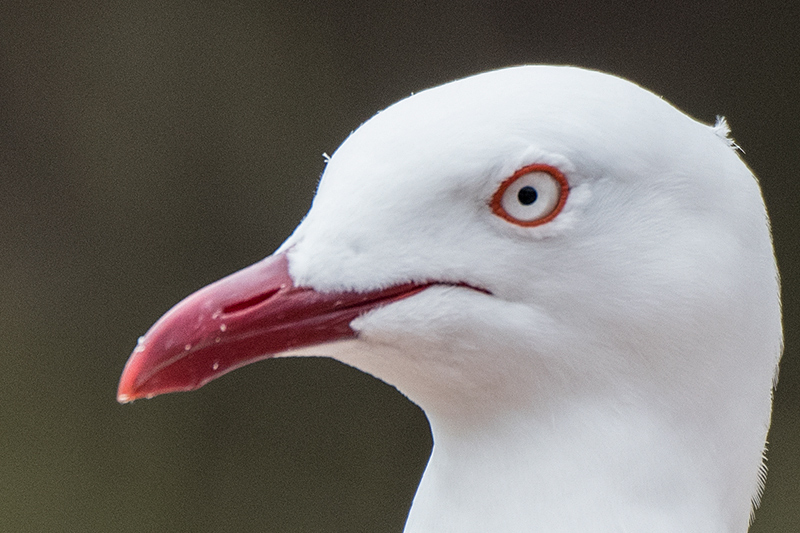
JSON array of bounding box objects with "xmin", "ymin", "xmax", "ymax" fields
[{"xmin": 490, "ymin": 164, "xmax": 570, "ymax": 227}]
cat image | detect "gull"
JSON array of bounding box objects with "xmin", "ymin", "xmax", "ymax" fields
[{"xmin": 118, "ymin": 66, "xmax": 783, "ymax": 532}]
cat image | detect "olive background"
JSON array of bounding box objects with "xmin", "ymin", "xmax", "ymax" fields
[{"xmin": 2, "ymin": 2, "xmax": 798, "ymax": 531}]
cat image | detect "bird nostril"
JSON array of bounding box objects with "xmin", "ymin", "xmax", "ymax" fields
[{"xmin": 222, "ymin": 288, "xmax": 280, "ymax": 314}]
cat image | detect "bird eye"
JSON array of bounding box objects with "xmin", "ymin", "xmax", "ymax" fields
[{"xmin": 490, "ymin": 164, "xmax": 569, "ymax": 226}]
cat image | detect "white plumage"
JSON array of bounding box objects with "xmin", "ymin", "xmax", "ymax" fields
[{"xmin": 120, "ymin": 66, "xmax": 782, "ymax": 532}]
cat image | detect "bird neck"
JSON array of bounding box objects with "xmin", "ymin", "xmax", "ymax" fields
[{"xmin": 404, "ymin": 397, "xmax": 741, "ymax": 533}]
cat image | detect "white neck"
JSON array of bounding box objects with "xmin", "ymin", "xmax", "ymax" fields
[{"xmin": 406, "ymin": 399, "xmax": 742, "ymax": 533}]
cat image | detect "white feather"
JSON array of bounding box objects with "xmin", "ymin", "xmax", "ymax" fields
[{"xmin": 281, "ymin": 66, "xmax": 781, "ymax": 532}]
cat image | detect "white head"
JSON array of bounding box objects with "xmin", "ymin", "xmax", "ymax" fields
[{"xmin": 120, "ymin": 66, "xmax": 782, "ymax": 532}]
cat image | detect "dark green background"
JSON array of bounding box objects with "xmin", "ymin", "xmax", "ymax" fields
[{"xmin": 2, "ymin": 2, "xmax": 798, "ymax": 531}]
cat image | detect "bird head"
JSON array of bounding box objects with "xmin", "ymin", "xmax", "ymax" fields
[{"xmin": 118, "ymin": 66, "xmax": 781, "ymax": 529}]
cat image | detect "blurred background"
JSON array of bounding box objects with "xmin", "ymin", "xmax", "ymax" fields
[{"xmin": 1, "ymin": 1, "xmax": 798, "ymax": 531}]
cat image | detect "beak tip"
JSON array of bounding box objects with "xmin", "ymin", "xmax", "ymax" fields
[
  {"xmin": 117, "ymin": 349, "xmax": 151, "ymax": 404},
  {"xmin": 117, "ymin": 368, "xmax": 139, "ymax": 404},
  {"xmin": 116, "ymin": 393, "xmax": 133, "ymax": 404}
]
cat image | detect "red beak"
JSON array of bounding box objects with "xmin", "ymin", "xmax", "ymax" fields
[{"xmin": 117, "ymin": 252, "xmax": 429, "ymax": 403}]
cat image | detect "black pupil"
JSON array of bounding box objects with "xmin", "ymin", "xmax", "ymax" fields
[{"xmin": 517, "ymin": 186, "xmax": 538, "ymax": 205}]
